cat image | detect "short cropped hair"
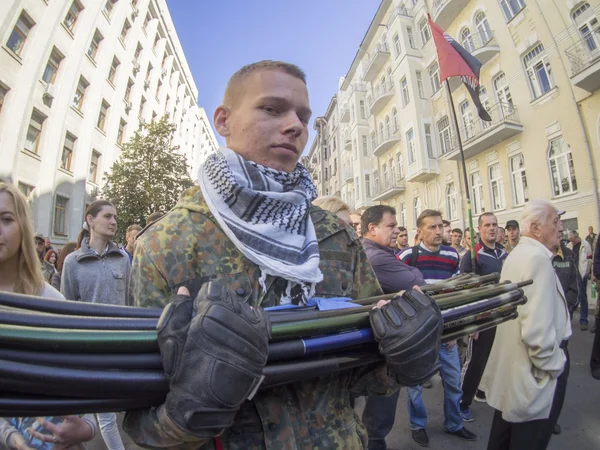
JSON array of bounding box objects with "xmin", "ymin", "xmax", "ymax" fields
[
  {"xmin": 398, "ymin": 226, "xmax": 407, "ymax": 233},
  {"xmin": 127, "ymin": 224, "xmax": 142, "ymax": 234},
  {"xmin": 520, "ymin": 199, "xmax": 555, "ymax": 234},
  {"xmin": 452, "ymin": 228, "xmax": 463, "ymax": 234},
  {"xmin": 313, "ymin": 196, "xmax": 350, "ymax": 215},
  {"xmin": 442, "ymin": 220, "xmax": 451, "ymax": 227},
  {"xmin": 417, "ymin": 209, "xmax": 442, "ymax": 228},
  {"xmin": 361, "ymin": 205, "xmax": 396, "ymax": 235},
  {"xmin": 569, "ymin": 230, "xmax": 579, "ymax": 238},
  {"xmin": 223, "ymin": 60, "xmax": 306, "ymax": 106},
  {"xmin": 478, "ymin": 212, "xmax": 497, "ymax": 226}
]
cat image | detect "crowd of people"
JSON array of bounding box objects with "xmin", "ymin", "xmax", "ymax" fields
[{"xmin": 0, "ymin": 59, "xmax": 598, "ymax": 450}]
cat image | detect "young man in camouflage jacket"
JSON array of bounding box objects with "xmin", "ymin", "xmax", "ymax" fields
[{"xmin": 123, "ymin": 61, "xmax": 442, "ymax": 449}]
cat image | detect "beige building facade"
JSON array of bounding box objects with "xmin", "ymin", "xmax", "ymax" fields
[
  {"xmin": 0, "ymin": 0, "xmax": 218, "ymax": 245},
  {"xmin": 309, "ymin": 0, "xmax": 600, "ymax": 237}
]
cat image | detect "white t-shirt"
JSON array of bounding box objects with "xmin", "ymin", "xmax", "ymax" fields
[{"xmin": 40, "ymin": 282, "xmax": 64, "ymax": 300}]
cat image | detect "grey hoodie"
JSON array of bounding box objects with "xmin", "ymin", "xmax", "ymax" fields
[{"xmin": 61, "ymin": 239, "xmax": 131, "ymax": 305}]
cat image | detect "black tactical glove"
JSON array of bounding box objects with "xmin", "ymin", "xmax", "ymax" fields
[
  {"xmin": 157, "ymin": 281, "xmax": 270, "ymax": 438},
  {"xmin": 369, "ymin": 289, "xmax": 442, "ymax": 387}
]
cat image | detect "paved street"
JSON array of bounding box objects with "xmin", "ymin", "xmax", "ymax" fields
[{"xmin": 90, "ymin": 309, "xmax": 600, "ymax": 450}]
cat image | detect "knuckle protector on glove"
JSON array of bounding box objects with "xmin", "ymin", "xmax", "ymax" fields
[{"xmin": 157, "ymin": 296, "xmax": 193, "ymax": 377}]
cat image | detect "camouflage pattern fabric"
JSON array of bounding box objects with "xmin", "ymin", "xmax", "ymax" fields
[{"xmin": 124, "ymin": 186, "xmax": 398, "ymax": 450}]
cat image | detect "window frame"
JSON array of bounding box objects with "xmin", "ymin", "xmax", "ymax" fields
[
  {"xmin": 523, "ymin": 43, "xmax": 553, "ymax": 99},
  {"xmin": 60, "ymin": 133, "xmax": 76, "ymax": 172},
  {"xmin": 446, "ymin": 182, "xmax": 457, "ymax": 221},
  {"xmin": 548, "ymin": 136, "xmax": 578, "ymax": 196},
  {"xmin": 406, "ymin": 128, "xmax": 416, "ymax": 164},
  {"xmin": 429, "ymin": 62, "xmax": 441, "ymax": 94},
  {"xmin": 64, "ymin": 1, "xmax": 84, "ymax": 33},
  {"xmin": 89, "ymin": 150, "xmax": 101, "ymax": 184},
  {"xmin": 499, "ymin": 0, "xmax": 526, "ymax": 22},
  {"xmin": 401, "ymin": 77, "xmax": 410, "ymax": 107},
  {"xmin": 72, "ymin": 76, "xmax": 89, "ymax": 111},
  {"xmin": 419, "ymin": 18, "xmax": 431, "ymax": 46},
  {"xmin": 97, "ymin": 100, "xmax": 110, "ymax": 131},
  {"xmin": 509, "ymin": 153, "xmax": 529, "ymax": 205},
  {"xmin": 7, "ymin": 13, "xmax": 34, "ymax": 56},
  {"xmin": 488, "ymin": 162, "xmax": 506, "ymax": 211},
  {"xmin": 42, "ymin": 47, "xmax": 64, "ymax": 84},
  {"xmin": 53, "ymin": 195, "xmax": 70, "ymax": 236},
  {"xmin": 470, "ymin": 171, "xmax": 485, "ymax": 215},
  {"xmin": 24, "ymin": 109, "xmax": 46, "ymax": 154}
]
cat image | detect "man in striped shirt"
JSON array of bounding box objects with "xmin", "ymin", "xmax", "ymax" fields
[{"xmin": 397, "ymin": 209, "xmax": 477, "ymax": 446}]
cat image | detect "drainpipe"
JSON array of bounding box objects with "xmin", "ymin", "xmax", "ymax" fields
[
  {"xmin": 314, "ymin": 117, "xmax": 328, "ymax": 195},
  {"xmin": 533, "ymin": 0, "xmax": 600, "ymax": 225}
]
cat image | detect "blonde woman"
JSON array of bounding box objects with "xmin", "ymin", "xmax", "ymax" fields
[
  {"xmin": 0, "ymin": 182, "xmax": 96, "ymax": 449},
  {"xmin": 313, "ymin": 195, "xmax": 352, "ymax": 224}
]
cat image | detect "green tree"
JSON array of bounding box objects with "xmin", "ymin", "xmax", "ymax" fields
[{"xmin": 102, "ymin": 116, "xmax": 194, "ymax": 242}]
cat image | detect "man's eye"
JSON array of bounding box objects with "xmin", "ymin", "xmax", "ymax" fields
[{"xmin": 263, "ymin": 106, "xmax": 278, "ymax": 114}]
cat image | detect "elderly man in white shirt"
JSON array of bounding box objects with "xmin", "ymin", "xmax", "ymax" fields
[{"xmin": 482, "ymin": 200, "xmax": 571, "ymax": 450}]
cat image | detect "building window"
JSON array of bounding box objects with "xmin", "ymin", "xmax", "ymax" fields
[
  {"xmin": 24, "ymin": 109, "xmax": 46, "ymax": 154},
  {"xmin": 475, "ymin": 11, "xmax": 493, "ymax": 43},
  {"xmin": 18, "ymin": 182, "xmax": 35, "ymax": 201},
  {"xmin": 120, "ymin": 19, "xmax": 131, "ymax": 43},
  {"xmin": 379, "ymin": 122, "xmax": 384, "ymax": 143},
  {"xmin": 406, "ymin": 128, "xmax": 416, "ymax": 164},
  {"xmin": 413, "ymin": 197, "xmax": 422, "ymax": 226},
  {"xmin": 362, "ymin": 135, "xmax": 368, "ymax": 157},
  {"xmin": 446, "ymin": 182, "xmax": 457, "ymax": 221},
  {"xmin": 392, "ymin": 107, "xmax": 399, "ymax": 132},
  {"xmin": 382, "ymin": 163, "xmax": 388, "ymax": 185},
  {"xmin": 523, "ymin": 43, "xmax": 553, "ymax": 99},
  {"xmin": 54, "ymin": 195, "xmax": 69, "ymax": 236},
  {"xmin": 72, "ymin": 76, "xmax": 88, "ymax": 111},
  {"xmin": 460, "ymin": 100, "xmax": 474, "ymax": 139},
  {"xmin": 134, "ymin": 43, "xmax": 143, "ymax": 63},
  {"xmin": 371, "ymin": 132, "xmax": 377, "ymax": 151},
  {"xmin": 509, "ymin": 153, "xmax": 529, "ymax": 205},
  {"xmin": 89, "ymin": 150, "xmax": 101, "ymax": 184},
  {"xmin": 393, "ymin": 33, "xmax": 401, "ymax": 57},
  {"xmin": 7, "ymin": 12, "xmax": 34, "ymax": 56},
  {"xmin": 359, "ymin": 100, "xmax": 366, "ymax": 119},
  {"xmin": 419, "ymin": 18, "xmax": 431, "ymax": 46},
  {"xmin": 572, "ymin": 3, "xmax": 600, "ymax": 53},
  {"xmin": 42, "ymin": 47, "xmax": 64, "ymax": 84},
  {"xmin": 351, "ymin": 104, "xmax": 355, "ymax": 122},
  {"xmin": 407, "ymin": 26, "xmax": 416, "ymax": 49},
  {"xmin": 104, "ymin": 0, "xmax": 116, "ymax": 18},
  {"xmin": 87, "ymin": 29, "xmax": 103, "ymax": 61},
  {"xmin": 61, "ymin": 133, "xmax": 76, "ymax": 171},
  {"xmin": 385, "ymin": 115, "xmax": 391, "ymax": 138},
  {"xmin": 117, "ymin": 119, "xmax": 126, "ymax": 145},
  {"xmin": 156, "ymin": 79, "xmax": 162, "ymax": 99},
  {"xmin": 153, "ymin": 33, "xmax": 161, "ymax": 53},
  {"xmin": 0, "ymin": 85, "xmax": 8, "ymax": 113},
  {"xmin": 356, "ymin": 177, "xmax": 360, "ymax": 199},
  {"xmin": 425, "ymin": 124, "xmax": 434, "ymax": 158},
  {"xmin": 416, "ymin": 71, "xmax": 425, "ymax": 98},
  {"xmin": 365, "ymin": 174, "xmax": 371, "ymax": 197},
  {"xmin": 437, "ymin": 116, "xmax": 452, "ymax": 155},
  {"xmin": 97, "ymin": 100, "xmax": 110, "ymax": 131},
  {"xmin": 461, "ymin": 27, "xmax": 474, "ymax": 52},
  {"xmin": 64, "ymin": 1, "xmax": 83, "ymax": 33},
  {"xmin": 493, "ymin": 72, "xmax": 513, "ymax": 115},
  {"xmin": 470, "ymin": 171, "xmax": 485, "ymax": 214},
  {"xmin": 499, "ymin": 0, "xmax": 526, "ymax": 22},
  {"xmin": 139, "ymin": 96, "xmax": 146, "ymax": 119},
  {"xmin": 397, "ymin": 152, "xmax": 404, "ymax": 179},
  {"xmin": 401, "ymin": 77, "xmax": 410, "ymax": 107},
  {"xmin": 124, "ymin": 79, "xmax": 134, "ymax": 102},
  {"xmin": 489, "ymin": 163, "xmax": 506, "ymax": 210},
  {"xmin": 145, "ymin": 63, "xmax": 153, "ymax": 88},
  {"xmin": 548, "ymin": 137, "xmax": 577, "ymax": 196},
  {"xmin": 400, "ymin": 201, "xmax": 406, "ymax": 226},
  {"xmin": 143, "ymin": 13, "xmax": 152, "ymax": 32},
  {"xmin": 429, "ymin": 62, "xmax": 441, "ymax": 94},
  {"xmin": 108, "ymin": 57, "xmax": 120, "ymax": 84}
]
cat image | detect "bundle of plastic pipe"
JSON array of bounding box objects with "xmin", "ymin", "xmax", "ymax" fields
[{"xmin": 0, "ymin": 273, "xmax": 530, "ymax": 416}]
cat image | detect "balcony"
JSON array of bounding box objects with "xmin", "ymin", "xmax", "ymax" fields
[
  {"xmin": 369, "ymin": 83, "xmax": 395, "ymax": 116},
  {"xmin": 343, "ymin": 167, "xmax": 354, "ymax": 184},
  {"xmin": 406, "ymin": 161, "xmax": 440, "ymax": 183},
  {"xmin": 432, "ymin": 0, "xmax": 471, "ymax": 30},
  {"xmin": 343, "ymin": 132, "xmax": 352, "ymax": 151},
  {"xmin": 387, "ymin": 6, "xmax": 413, "ymax": 26},
  {"xmin": 463, "ymin": 31, "xmax": 500, "ymax": 66},
  {"xmin": 372, "ymin": 171, "xmax": 405, "ymax": 201},
  {"xmin": 363, "ymin": 43, "xmax": 391, "ymax": 83},
  {"xmin": 565, "ymin": 29, "xmax": 600, "ymax": 93},
  {"xmin": 441, "ymin": 102, "xmax": 523, "ymax": 161},
  {"xmin": 372, "ymin": 128, "xmax": 401, "ymax": 157},
  {"xmin": 340, "ymin": 103, "xmax": 350, "ymax": 123}
]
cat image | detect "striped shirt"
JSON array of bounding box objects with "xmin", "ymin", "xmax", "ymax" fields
[{"xmin": 397, "ymin": 243, "xmax": 460, "ymax": 284}]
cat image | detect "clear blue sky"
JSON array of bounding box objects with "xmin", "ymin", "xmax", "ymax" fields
[{"xmin": 166, "ymin": 0, "xmax": 381, "ymax": 151}]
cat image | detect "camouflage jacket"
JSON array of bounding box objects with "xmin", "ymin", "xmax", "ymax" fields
[{"xmin": 124, "ymin": 186, "xmax": 398, "ymax": 450}]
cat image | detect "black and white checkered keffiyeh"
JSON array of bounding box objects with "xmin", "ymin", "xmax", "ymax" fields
[{"xmin": 198, "ymin": 148, "xmax": 323, "ymax": 304}]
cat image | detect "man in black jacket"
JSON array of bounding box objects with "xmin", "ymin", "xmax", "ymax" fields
[
  {"xmin": 459, "ymin": 213, "xmax": 507, "ymax": 421},
  {"xmin": 543, "ymin": 213, "xmax": 579, "ymax": 439},
  {"xmin": 592, "ymin": 236, "xmax": 600, "ymax": 379}
]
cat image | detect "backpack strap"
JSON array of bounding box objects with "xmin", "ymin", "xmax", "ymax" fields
[{"xmin": 410, "ymin": 245, "xmax": 419, "ymax": 267}]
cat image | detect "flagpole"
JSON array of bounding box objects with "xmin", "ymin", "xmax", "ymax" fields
[{"xmin": 445, "ymin": 80, "xmax": 476, "ymax": 270}]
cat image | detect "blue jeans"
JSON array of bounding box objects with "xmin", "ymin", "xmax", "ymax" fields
[
  {"xmin": 407, "ymin": 343, "xmax": 463, "ymax": 432},
  {"xmin": 362, "ymin": 390, "xmax": 401, "ymax": 450},
  {"xmin": 579, "ymin": 275, "xmax": 589, "ymax": 325}
]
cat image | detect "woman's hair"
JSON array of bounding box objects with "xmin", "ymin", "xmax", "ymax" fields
[
  {"xmin": 56, "ymin": 242, "xmax": 77, "ymax": 273},
  {"xmin": 312, "ymin": 196, "xmax": 350, "ymax": 215},
  {"xmin": 44, "ymin": 249, "xmax": 58, "ymax": 263},
  {"xmin": 77, "ymin": 200, "xmax": 114, "ymax": 248},
  {"xmin": 0, "ymin": 182, "xmax": 44, "ymax": 295}
]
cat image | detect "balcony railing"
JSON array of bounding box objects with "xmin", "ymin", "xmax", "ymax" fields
[
  {"xmin": 387, "ymin": 6, "xmax": 413, "ymax": 26},
  {"xmin": 363, "ymin": 43, "xmax": 391, "ymax": 82},
  {"xmin": 462, "ymin": 30, "xmax": 499, "ymax": 65},
  {"xmin": 372, "ymin": 127, "xmax": 401, "ymax": 157},
  {"xmin": 565, "ymin": 29, "xmax": 600, "ymax": 92},
  {"xmin": 343, "ymin": 167, "xmax": 354, "ymax": 184},
  {"xmin": 441, "ymin": 102, "xmax": 523, "ymax": 160},
  {"xmin": 372, "ymin": 170, "xmax": 405, "ymax": 201},
  {"xmin": 339, "ymin": 103, "xmax": 349, "ymax": 123},
  {"xmin": 369, "ymin": 82, "xmax": 395, "ymax": 116},
  {"xmin": 343, "ymin": 132, "xmax": 352, "ymax": 151},
  {"xmin": 432, "ymin": 0, "xmax": 471, "ymax": 30}
]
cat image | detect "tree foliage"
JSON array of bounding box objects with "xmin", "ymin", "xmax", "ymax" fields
[{"xmin": 102, "ymin": 116, "xmax": 194, "ymax": 242}]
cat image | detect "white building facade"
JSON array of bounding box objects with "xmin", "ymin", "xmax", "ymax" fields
[{"xmin": 0, "ymin": 0, "xmax": 218, "ymax": 245}]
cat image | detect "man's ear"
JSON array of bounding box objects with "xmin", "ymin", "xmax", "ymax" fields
[{"xmin": 214, "ymin": 105, "xmax": 231, "ymax": 137}]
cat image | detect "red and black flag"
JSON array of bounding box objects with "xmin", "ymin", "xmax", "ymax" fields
[{"xmin": 428, "ymin": 15, "xmax": 492, "ymax": 122}]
